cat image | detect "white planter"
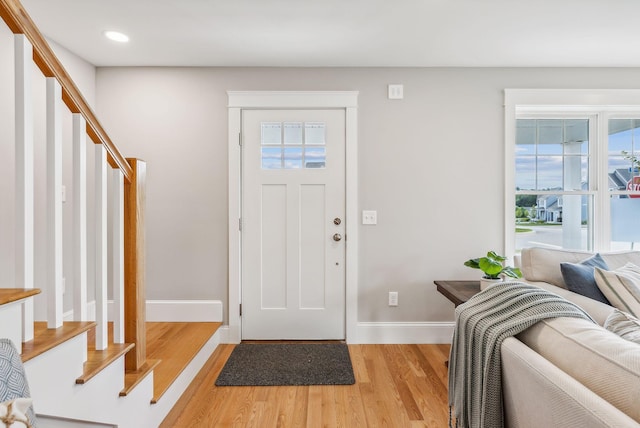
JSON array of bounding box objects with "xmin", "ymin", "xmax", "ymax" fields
[{"xmin": 480, "ymin": 277, "xmax": 503, "ymax": 291}]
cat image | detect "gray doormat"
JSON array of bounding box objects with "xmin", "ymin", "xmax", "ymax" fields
[{"xmin": 215, "ymin": 343, "xmax": 355, "ymax": 386}]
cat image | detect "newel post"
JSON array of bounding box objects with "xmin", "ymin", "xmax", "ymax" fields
[{"xmin": 124, "ymin": 158, "xmax": 146, "ymax": 370}]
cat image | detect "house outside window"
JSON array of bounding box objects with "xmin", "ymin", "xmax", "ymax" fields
[{"xmin": 505, "ymin": 90, "xmax": 640, "ymax": 257}]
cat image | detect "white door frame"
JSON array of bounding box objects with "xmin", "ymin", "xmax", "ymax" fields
[{"xmin": 227, "ymin": 91, "xmax": 359, "ymax": 343}]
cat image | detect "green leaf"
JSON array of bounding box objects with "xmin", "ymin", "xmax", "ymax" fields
[
  {"xmin": 464, "ymin": 258, "xmax": 481, "ymax": 269},
  {"xmin": 465, "ymin": 251, "xmax": 521, "ymax": 280},
  {"xmin": 502, "ymin": 266, "xmax": 522, "ymax": 279},
  {"xmin": 478, "ymin": 257, "xmax": 503, "ymax": 277},
  {"xmin": 487, "ymin": 251, "xmax": 506, "ymax": 262}
]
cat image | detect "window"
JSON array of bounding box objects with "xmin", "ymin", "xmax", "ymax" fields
[
  {"xmin": 608, "ymin": 119, "xmax": 640, "ymax": 250},
  {"xmin": 505, "ymin": 90, "xmax": 640, "ymax": 256},
  {"xmin": 514, "ymin": 118, "xmax": 593, "ymax": 252},
  {"xmin": 260, "ymin": 121, "xmax": 326, "ymax": 169}
]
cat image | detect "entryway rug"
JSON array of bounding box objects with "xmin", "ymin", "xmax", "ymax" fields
[{"xmin": 215, "ymin": 343, "xmax": 355, "ymax": 386}]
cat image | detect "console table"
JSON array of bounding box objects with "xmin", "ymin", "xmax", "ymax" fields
[
  {"xmin": 434, "ymin": 280, "xmax": 480, "ymax": 307},
  {"xmin": 434, "ymin": 280, "xmax": 480, "ymax": 368}
]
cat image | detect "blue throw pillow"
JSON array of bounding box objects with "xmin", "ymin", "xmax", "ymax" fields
[{"xmin": 560, "ymin": 253, "xmax": 611, "ymax": 305}]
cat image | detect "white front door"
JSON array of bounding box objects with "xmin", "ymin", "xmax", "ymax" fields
[{"xmin": 241, "ymin": 109, "xmax": 346, "ymax": 340}]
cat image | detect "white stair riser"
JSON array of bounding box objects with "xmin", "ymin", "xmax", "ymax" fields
[
  {"xmin": 24, "ymin": 334, "xmax": 86, "ymax": 405},
  {"xmin": 22, "ymin": 329, "xmax": 221, "ymax": 428},
  {"xmin": 0, "ymin": 302, "xmax": 23, "ymax": 354}
]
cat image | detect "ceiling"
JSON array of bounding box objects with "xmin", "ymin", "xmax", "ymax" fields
[{"xmin": 19, "ymin": 0, "xmax": 640, "ymax": 68}]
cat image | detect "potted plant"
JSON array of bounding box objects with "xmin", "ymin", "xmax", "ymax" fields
[{"xmin": 464, "ymin": 251, "xmax": 522, "ymax": 290}]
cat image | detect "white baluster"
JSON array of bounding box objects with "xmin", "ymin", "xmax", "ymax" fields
[
  {"xmin": 95, "ymin": 145, "xmax": 108, "ymax": 350},
  {"xmin": 15, "ymin": 35, "xmax": 35, "ymax": 343},
  {"xmin": 46, "ymin": 78, "xmax": 63, "ymax": 329},
  {"xmin": 112, "ymin": 169, "xmax": 125, "ymax": 344},
  {"xmin": 73, "ymin": 114, "xmax": 87, "ymax": 321}
]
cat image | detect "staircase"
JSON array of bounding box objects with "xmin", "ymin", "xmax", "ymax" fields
[{"xmin": 0, "ymin": 1, "xmax": 221, "ymax": 426}]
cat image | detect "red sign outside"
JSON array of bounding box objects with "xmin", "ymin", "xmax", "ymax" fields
[{"xmin": 628, "ymin": 176, "xmax": 640, "ymax": 198}]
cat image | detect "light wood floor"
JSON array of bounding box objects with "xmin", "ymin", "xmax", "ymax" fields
[
  {"xmin": 147, "ymin": 322, "xmax": 221, "ymax": 403},
  {"xmin": 161, "ymin": 343, "xmax": 451, "ymax": 427}
]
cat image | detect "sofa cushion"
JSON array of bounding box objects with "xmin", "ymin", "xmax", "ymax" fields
[
  {"xmin": 560, "ymin": 253, "xmax": 611, "ymax": 305},
  {"xmin": 520, "ymin": 247, "xmax": 592, "ymax": 288},
  {"xmin": 517, "ymin": 316, "xmax": 640, "ymax": 423},
  {"xmin": 520, "ymin": 247, "xmax": 640, "ymax": 289},
  {"xmin": 595, "ymin": 262, "xmax": 640, "ymax": 317},
  {"xmin": 605, "ymin": 309, "xmax": 640, "ymax": 345}
]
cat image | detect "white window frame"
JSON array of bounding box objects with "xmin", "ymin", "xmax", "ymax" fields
[{"xmin": 505, "ymin": 89, "xmax": 640, "ymax": 258}]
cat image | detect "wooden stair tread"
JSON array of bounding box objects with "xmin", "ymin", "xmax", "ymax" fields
[
  {"xmin": 22, "ymin": 321, "xmax": 96, "ymax": 362},
  {"xmin": 0, "ymin": 288, "xmax": 41, "ymax": 306},
  {"xmin": 120, "ymin": 359, "xmax": 162, "ymax": 397},
  {"xmin": 76, "ymin": 341, "xmax": 135, "ymax": 384},
  {"xmin": 148, "ymin": 322, "xmax": 221, "ymax": 404}
]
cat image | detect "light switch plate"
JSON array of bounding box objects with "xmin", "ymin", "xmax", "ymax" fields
[
  {"xmin": 389, "ymin": 291, "xmax": 398, "ymax": 306},
  {"xmin": 362, "ymin": 210, "xmax": 377, "ymax": 225}
]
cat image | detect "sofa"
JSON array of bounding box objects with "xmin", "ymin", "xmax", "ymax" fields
[{"xmin": 501, "ymin": 247, "xmax": 640, "ymax": 427}]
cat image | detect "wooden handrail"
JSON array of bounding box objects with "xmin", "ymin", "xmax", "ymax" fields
[{"xmin": 0, "ymin": 0, "xmax": 133, "ymax": 182}]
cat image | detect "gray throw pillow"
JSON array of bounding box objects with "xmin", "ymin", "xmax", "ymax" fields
[
  {"xmin": 560, "ymin": 253, "xmax": 611, "ymax": 305},
  {"xmin": 604, "ymin": 309, "xmax": 640, "ymax": 345}
]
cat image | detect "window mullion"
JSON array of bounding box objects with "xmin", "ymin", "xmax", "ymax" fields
[{"xmin": 595, "ymin": 113, "xmax": 611, "ymax": 251}]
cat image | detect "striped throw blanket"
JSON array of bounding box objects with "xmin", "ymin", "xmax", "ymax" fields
[{"xmin": 448, "ymin": 282, "xmax": 595, "ymax": 428}]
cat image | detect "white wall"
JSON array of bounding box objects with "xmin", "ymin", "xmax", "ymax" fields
[{"xmin": 95, "ymin": 67, "xmax": 640, "ymax": 325}]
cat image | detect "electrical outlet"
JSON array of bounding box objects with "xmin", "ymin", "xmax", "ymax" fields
[{"xmin": 389, "ymin": 291, "xmax": 398, "ymax": 306}]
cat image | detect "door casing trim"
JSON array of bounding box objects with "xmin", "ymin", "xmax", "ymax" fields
[{"xmin": 227, "ymin": 91, "xmax": 359, "ymax": 343}]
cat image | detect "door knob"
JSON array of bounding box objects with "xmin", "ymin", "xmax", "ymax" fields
[{"xmin": 332, "ymin": 233, "xmax": 342, "ymax": 242}]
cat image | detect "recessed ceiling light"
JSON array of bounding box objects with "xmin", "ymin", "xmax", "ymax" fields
[{"xmin": 103, "ymin": 30, "xmax": 129, "ymax": 43}]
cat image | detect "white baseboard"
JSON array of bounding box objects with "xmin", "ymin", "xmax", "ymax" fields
[
  {"xmin": 218, "ymin": 322, "xmax": 454, "ymax": 344},
  {"xmin": 218, "ymin": 325, "xmax": 241, "ymax": 344},
  {"xmin": 64, "ymin": 300, "xmax": 223, "ymax": 323},
  {"xmin": 146, "ymin": 300, "xmax": 223, "ymax": 322},
  {"xmin": 353, "ymin": 321, "xmax": 454, "ymax": 344}
]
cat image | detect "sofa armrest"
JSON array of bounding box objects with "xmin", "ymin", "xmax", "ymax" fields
[
  {"xmin": 516, "ymin": 317, "xmax": 640, "ymax": 423},
  {"xmin": 501, "ymin": 337, "xmax": 640, "ymax": 428}
]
